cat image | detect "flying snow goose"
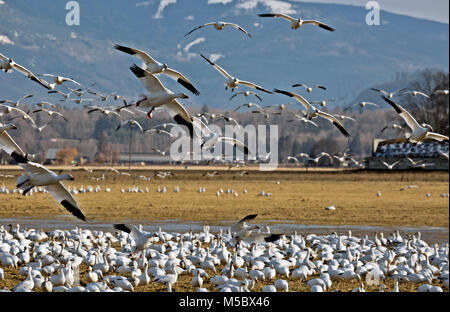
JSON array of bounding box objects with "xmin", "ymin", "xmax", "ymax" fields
[
  {"xmin": 201, "ymin": 132, "xmax": 249, "ymax": 156},
  {"xmin": 0, "ymin": 104, "xmax": 37, "ymax": 127},
  {"xmin": 233, "ymin": 102, "xmax": 263, "ymax": 112},
  {"xmin": 258, "ymin": 13, "xmax": 335, "ymax": 32},
  {"xmin": 200, "ymin": 54, "xmax": 272, "ymax": 94},
  {"xmin": 273, "ymin": 89, "xmax": 350, "ymax": 137},
  {"xmin": 378, "ymin": 159, "xmax": 401, "ymax": 170},
  {"xmin": 308, "ymin": 152, "xmax": 333, "ymax": 164},
  {"xmin": 86, "ymin": 106, "xmax": 121, "ymax": 118},
  {"xmin": 116, "ymin": 119, "xmax": 144, "ymax": 132},
  {"xmin": 36, "ymin": 74, "xmax": 83, "ymax": 89},
  {"xmin": 371, "ymin": 87, "xmax": 406, "ymax": 99},
  {"xmin": 0, "ymin": 94, "xmax": 33, "ymax": 107},
  {"xmin": 185, "ymin": 21, "xmax": 252, "ymax": 38},
  {"xmin": 382, "ymin": 97, "xmax": 449, "ymax": 143},
  {"xmin": 230, "ymin": 91, "xmax": 263, "ymax": 102},
  {"xmin": 335, "ymin": 114, "xmax": 356, "ymax": 122},
  {"xmin": 143, "ymin": 128, "xmax": 175, "ymax": 138},
  {"xmin": 432, "ymin": 89, "xmax": 449, "ymax": 96},
  {"xmin": 0, "ymin": 122, "xmax": 30, "ymax": 163},
  {"xmin": 32, "ymin": 108, "xmax": 68, "ymax": 122},
  {"xmin": 292, "ymin": 83, "xmax": 327, "ymax": 93},
  {"xmin": 287, "ymin": 114, "xmax": 319, "ymax": 127},
  {"xmin": 0, "ymin": 52, "xmax": 51, "ymax": 89},
  {"xmin": 310, "ymin": 98, "xmax": 336, "ymax": 107},
  {"xmin": 16, "ymin": 161, "xmax": 87, "ymax": 221},
  {"xmin": 344, "ymin": 102, "xmax": 379, "ymax": 111},
  {"xmin": 114, "ymin": 44, "xmax": 200, "ymax": 95},
  {"xmin": 403, "ymin": 91, "xmax": 430, "ymax": 99},
  {"xmin": 129, "ymin": 64, "xmax": 190, "ymax": 117},
  {"xmin": 230, "ymin": 214, "xmax": 258, "ymax": 233},
  {"xmin": 36, "ymin": 101, "xmax": 57, "ymax": 109},
  {"xmin": 113, "ymin": 224, "xmax": 155, "ymax": 256}
]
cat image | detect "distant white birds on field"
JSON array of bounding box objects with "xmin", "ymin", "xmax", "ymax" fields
[
  {"xmin": 383, "ymin": 97, "xmax": 449, "ymax": 143},
  {"xmin": 200, "ymin": 54, "xmax": 272, "ymax": 94},
  {"xmin": 16, "ymin": 162, "xmax": 87, "ymax": 221},
  {"xmin": 0, "ymin": 52, "xmax": 51, "ymax": 89},
  {"xmin": 184, "ymin": 22, "xmax": 252, "ymax": 38},
  {"xmin": 273, "ymin": 89, "xmax": 350, "ymax": 137},
  {"xmin": 114, "ymin": 44, "xmax": 200, "ymax": 96},
  {"xmin": 258, "ymin": 13, "xmax": 335, "ymax": 32}
]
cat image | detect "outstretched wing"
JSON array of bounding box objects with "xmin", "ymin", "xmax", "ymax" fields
[
  {"xmin": 46, "ymin": 183, "xmax": 87, "ymax": 222},
  {"xmin": 114, "ymin": 44, "xmax": 157, "ymax": 65},
  {"xmin": 163, "ymin": 68, "xmax": 200, "ymax": 96},
  {"xmin": 317, "ymin": 111, "xmax": 351, "ymax": 137}
]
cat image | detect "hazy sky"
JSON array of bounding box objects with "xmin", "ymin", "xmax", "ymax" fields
[{"xmin": 303, "ymin": 0, "xmax": 449, "ymax": 23}]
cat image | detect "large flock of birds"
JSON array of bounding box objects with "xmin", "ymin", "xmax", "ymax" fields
[{"xmin": 1, "ymin": 9, "xmax": 449, "ymax": 293}]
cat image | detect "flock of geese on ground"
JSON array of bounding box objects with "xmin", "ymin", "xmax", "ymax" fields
[
  {"xmin": 0, "ymin": 215, "xmax": 448, "ymax": 292},
  {"xmin": 1, "ymin": 10, "xmax": 449, "ymax": 292}
]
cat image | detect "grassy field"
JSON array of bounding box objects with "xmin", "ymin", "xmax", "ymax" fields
[{"xmin": 0, "ymin": 167, "xmax": 448, "ymax": 228}]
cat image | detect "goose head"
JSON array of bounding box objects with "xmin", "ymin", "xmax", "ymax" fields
[
  {"xmin": 422, "ymin": 123, "xmax": 433, "ymax": 132},
  {"xmin": 60, "ymin": 173, "xmax": 75, "ymax": 181}
]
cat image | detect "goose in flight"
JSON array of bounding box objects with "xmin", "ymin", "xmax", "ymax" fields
[
  {"xmin": 274, "ymin": 89, "xmax": 350, "ymax": 137},
  {"xmin": 48, "ymin": 89, "xmax": 78, "ymax": 100},
  {"xmin": 114, "ymin": 44, "xmax": 200, "ymax": 96},
  {"xmin": 144, "ymin": 128, "xmax": 175, "ymax": 138},
  {"xmin": 185, "ymin": 21, "xmax": 252, "ymax": 38},
  {"xmin": 86, "ymin": 106, "xmax": 121, "ymax": 118},
  {"xmin": 344, "ymin": 102, "xmax": 379, "ymax": 111},
  {"xmin": 113, "ymin": 224, "xmax": 155, "ymax": 256},
  {"xmin": 403, "ymin": 91, "xmax": 430, "ymax": 99},
  {"xmin": 379, "ymin": 159, "xmax": 400, "ymax": 170},
  {"xmin": 0, "ymin": 94, "xmax": 33, "ymax": 107},
  {"xmin": 287, "ymin": 114, "xmax": 318, "ymax": 127},
  {"xmin": 404, "ymin": 156, "xmax": 425, "ymax": 167},
  {"xmin": 129, "ymin": 64, "xmax": 189, "ymax": 117},
  {"xmin": 231, "ymin": 214, "xmax": 258, "ymax": 233},
  {"xmin": 0, "ymin": 123, "xmax": 30, "ymax": 163},
  {"xmin": 36, "ymin": 74, "xmax": 83, "ymax": 89},
  {"xmin": 16, "ymin": 162, "xmax": 87, "ymax": 221},
  {"xmin": 65, "ymin": 98, "xmax": 96, "ymax": 104},
  {"xmin": 200, "ymin": 54, "xmax": 272, "ymax": 94},
  {"xmin": 258, "ymin": 13, "xmax": 335, "ymax": 32},
  {"xmin": 229, "ymin": 91, "xmax": 262, "ymax": 102},
  {"xmin": 310, "ymin": 98, "xmax": 337, "ymax": 107},
  {"xmin": 252, "ymin": 108, "xmax": 281, "ymax": 119},
  {"xmin": 116, "ymin": 119, "xmax": 144, "ymax": 132},
  {"xmin": 87, "ymin": 90, "xmax": 111, "ymax": 102},
  {"xmin": 335, "ymin": 114, "xmax": 356, "ymax": 122},
  {"xmin": 432, "ymin": 89, "xmax": 449, "ymax": 96},
  {"xmin": 285, "ymin": 156, "xmax": 300, "ymax": 163},
  {"xmin": 36, "ymin": 102, "xmax": 57, "ymax": 109},
  {"xmin": 233, "ymin": 102, "xmax": 263, "ymax": 112},
  {"xmin": 0, "ymin": 52, "xmax": 51, "ymax": 89},
  {"xmin": 0, "ymin": 104, "xmax": 37, "ymax": 127},
  {"xmin": 307, "ymin": 152, "xmax": 333, "ymax": 164},
  {"xmin": 380, "ymin": 124, "xmax": 405, "ymax": 133},
  {"xmin": 292, "ymin": 83, "xmax": 327, "ymax": 93},
  {"xmin": 203, "ymin": 171, "xmax": 219, "ymax": 177},
  {"xmin": 371, "ymin": 88, "xmax": 406, "ymax": 99},
  {"xmin": 201, "ymin": 132, "xmax": 249, "ymax": 156},
  {"xmin": 383, "ymin": 97, "xmax": 449, "ymax": 143},
  {"xmin": 32, "ymin": 108, "xmax": 68, "ymax": 122},
  {"xmin": 152, "ymin": 147, "xmax": 169, "ymax": 156}
]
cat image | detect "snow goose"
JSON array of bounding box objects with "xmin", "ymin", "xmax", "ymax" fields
[
  {"xmin": 116, "ymin": 119, "xmax": 144, "ymax": 132},
  {"xmin": 274, "ymin": 279, "xmax": 289, "ymax": 292},
  {"xmin": 262, "ymin": 285, "xmax": 277, "ymax": 292},
  {"xmin": 12, "ymin": 267, "xmax": 34, "ymax": 292},
  {"xmin": 230, "ymin": 91, "xmax": 263, "ymax": 102},
  {"xmin": 86, "ymin": 106, "xmax": 121, "ymax": 118},
  {"xmin": 191, "ymin": 270, "xmax": 203, "ymax": 288},
  {"xmin": 0, "ymin": 104, "xmax": 37, "ymax": 127},
  {"xmin": 383, "ymin": 97, "xmax": 449, "ymax": 143},
  {"xmin": 185, "ymin": 21, "xmax": 252, "ymax": 37},
  {"xmin": 0, "ymin": 122, "xmax": 30, "ymax": 163},
  {"xmin": 115, "ymin": 44, "xmax": 199, "ymax": 95},
  {"xmin": 153, "ymin": 263, "xmax": 179, "ymax": 292},
  {"xmin": 292, "ymin": 83, "xmax": 327, "ymax": 93},
  {"xmin": 201, "ymin": 132, "xmax": 249, "ymax": 156},
  {"xmin": 258, "ymin": 13, "xmax": 335, "ymax": 32},
  {"xmin": 200, "ymin": 54, "xmax": 272, "ymax": 94},
  {"xmin": 37, "ymin": 74, "xmax": 83, "ymax": 89},
  {"xmin": 371, "ymin": 87, "xmax": 406, "ymax": 99},
  {"xmin": 274, "ymin": 89, "xmax": 350, "ymax": 137},
  {"xmin": 403, "ymin": 90, "xmax": 430, "ymax": 99},
  {"xmin": 233, "ymin": 102, "xmax": 263, "ymax": 112},
  {"xmin": 344, "ymin": 101, "xmax": 379, "ymax": 111},
  {"xmin": 32, "ymin": 108, "xmax": 68, "ymax": 121},
  {"xmin": 379, "ymin": 159, "xmax": 401, "ymax": 170},
  {"xmin": 0, "ymin": 94, "xmax": 33, "ymax": 107},
  {"xmin": 432, "ymin": 89, "xmax": 449, "ymax": 96},
  {"xmin": 113, "ymin": 224, "xmax": 155, "ymax": 256},
  {"xmin": 0, "ymin": 52, "xmax": 51, "ymax": 89},
  {"xmin": 16, "ymin": 161, "xmax": 87, "ymax": 221}
]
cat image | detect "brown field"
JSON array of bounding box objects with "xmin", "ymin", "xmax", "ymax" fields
[{"xmin": 0, "ymin": 166, "xmax": 448, "ymax": 228}]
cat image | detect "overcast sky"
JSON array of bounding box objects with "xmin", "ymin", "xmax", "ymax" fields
[{"xmin": 303, "ymin": 0, "xmax": 449, "ymax": 23}]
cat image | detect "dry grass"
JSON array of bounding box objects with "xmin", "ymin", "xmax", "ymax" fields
[{"xmin": 0, "ymin": 168, "xmax": 448, "ymax": 228}]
